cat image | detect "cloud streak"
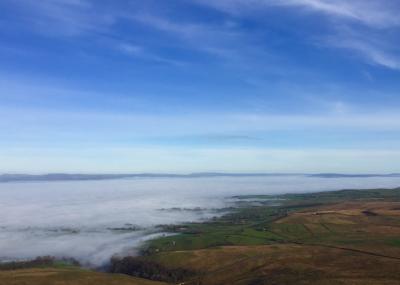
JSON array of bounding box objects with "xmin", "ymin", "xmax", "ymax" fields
[
  {"xmin": 3, "ymin": 107, "xmax": 400, "ymax": 141},
  {"xmin": 6, "ymin": 0, "xmax": 113, "ymax": 36},
  {"xmin": 273, "ymin": 0, "xmax": 400, "ymax": 28},
  {"xmin": 5, "ymin": 0, "xmax": 399, "ymax": 71},
  {"xmin": 128, "ymin": 12, "xmax": 244, "ymax": 59},
  {"xmin": 326, "ymin": 33, "xmax": 400, "ymax": 70},
  {"xmin": 195, "ymin": 0, "xmax": 400, "ymax": 28},
  {"xmin": 194, "ymin": 0, "xmax": 400, "ymax": 70}
]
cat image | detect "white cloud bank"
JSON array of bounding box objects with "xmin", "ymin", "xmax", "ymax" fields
[{"xmin": 2, "ymin": 176, "xmax": 400, "ymax": 266}]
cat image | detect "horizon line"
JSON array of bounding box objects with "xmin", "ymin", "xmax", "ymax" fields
[{"xmin": 1, "ymin": 172, "xmax": 400, "ymax": 183}]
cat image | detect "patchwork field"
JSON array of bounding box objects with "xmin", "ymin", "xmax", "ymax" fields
[{"xmin": 137, "ymin": 188, "xmax": 400, "ymax": 284}]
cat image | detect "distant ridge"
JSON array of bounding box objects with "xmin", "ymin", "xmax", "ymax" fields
[
  {"xmin": 0, "ymin": 172, "xmax": 399, "ymax": 183},
  {"xmin": 308, "ymin": 173, "xmax": 400, "ymax": 178},
  {"xmin": 0, "ymin": 173, "xmax": 301, "ymax": 183}
]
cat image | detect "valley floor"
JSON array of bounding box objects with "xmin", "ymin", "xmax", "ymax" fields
[{"xmin": 2, "ymin": 188, "xmax": 400, "ymax": 284}]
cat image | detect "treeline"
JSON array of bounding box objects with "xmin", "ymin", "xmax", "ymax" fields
[
  {"xmin": 0, "ymin": 256, "xmax": 79, "ymax": 270},
  {"xmin": 109, "ymin": 256, "xmax": 194, "ymax": 283}
]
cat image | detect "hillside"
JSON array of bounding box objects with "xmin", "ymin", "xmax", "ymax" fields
[
  {"xmin": 0, "ymin": 267, "xmax": 168, "ymax": 285},
  {"xmin": 118, "ymin": 188, "xmax": 400, "ymax": 284}
]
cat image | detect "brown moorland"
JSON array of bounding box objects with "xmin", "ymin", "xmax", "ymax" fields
[
  {"xmin": 143, "ymin": 200, "xmax": 400, "ymax": 284},
  {"xmin": 0, "ymin": 267, "xmax": 168, "ymax": 285}
]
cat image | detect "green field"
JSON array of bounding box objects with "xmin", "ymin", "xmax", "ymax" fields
[
  {"xmin": 133, "ymin": 187, "xmax": 400, "ymax": 284},
  {"xmin": 144, "ymin": 188, "xmax": 400, "ymax": 253}
]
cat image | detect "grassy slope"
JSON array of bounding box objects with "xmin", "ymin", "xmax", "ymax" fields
[
  {"xmin": 146, "ymin": 188, "xmax": 400, "ymax": 252},
  {"xmin": 141, "ymin": 188, "xmax": 400, "ymax": 284},
  {"xmin": 0, "ymin": 267, "xmax": 168, "ymax": 285},
  {"xmin": 150, "ymin": 245, "xmax": 400, "ymax": 285}
]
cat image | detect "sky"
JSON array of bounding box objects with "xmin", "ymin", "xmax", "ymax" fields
[{"xmin": 1, "ymin": 0, "xmax": 400, "ymax": 174}]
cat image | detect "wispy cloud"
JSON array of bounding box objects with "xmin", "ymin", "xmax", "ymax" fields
[
  {"xmin": 3, "ymin": 106, "xmax": 400, "ymax": 144},
  {"xmin": 194, "ymin": 0, "xmax": 400, "ymax": 71},
  {"xmin": 115, "ymin": 42, "xmax": 185, "ymax": 66},
  {"xmin": 1, "ymin": 1, "xmax": 191, "ymax": 65},
  {"xmin": 325, "ymin": 32, "xmax": 400, "ymax": 70},
  {"xmin": 5, "ymin": 0, "xmax": 241, "ymax": 60},
  {"xmin": 285, "ymin": 1, "xmax": 400, "ymax": 70},
  {"xmin": 128, "ymin": 13, "xmax": 242, "ymax": 59},
  {"xmin": 6, "ymin": 0, "xmax": 114, "ymax": 36},
  {"xmin": 272, "ymin": 0, "xmax": 400, "ymax": 28},
  {"xmin": 195, "ymin": 0, "xmax": 400, "ymax": 28},
  {"xmin": 1, "ymin": 73, "xmax": 399, "ymax": 142}
]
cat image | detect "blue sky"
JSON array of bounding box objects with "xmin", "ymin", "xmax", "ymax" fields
[{"xmin": 1, "ymin": 0, "xmax": 400, "ymax": 173}]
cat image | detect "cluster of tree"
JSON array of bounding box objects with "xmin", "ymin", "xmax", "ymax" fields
[
  {"xmin": 109, "ymin": 256, "xmax": 194, "ymax": 283},
  {"xmin": 0, "ymin": 256, "xmax": 79, "ymax": 270}
]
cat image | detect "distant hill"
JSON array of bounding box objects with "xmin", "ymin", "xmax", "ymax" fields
[
  {"xmin": 1, "ymin": 172, "xmax": 399, "ymax": 183},
  {"xmin": 309, "ymin": 173, "xmax": 400, "ymax": 178},
  {"xmin": 0, "ymin": 173, "xmax": 300, "ymax": 183}
]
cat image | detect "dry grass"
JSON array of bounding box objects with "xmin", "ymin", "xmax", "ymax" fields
[
  {"xmin": 147, "ymin": 201, "xmax": 400, "ymax": 284},
  {"xmin": 0, "ymin": 267, "xmax": 168, "ymax": 285},
  {"xmin": 149, "ymin": 244, "xmax": 400, "ymax": 284}
]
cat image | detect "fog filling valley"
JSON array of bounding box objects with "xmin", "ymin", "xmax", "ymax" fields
[{"xmin": 1, "ymin": 175, "xmax": 400, "ymax": 267}]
